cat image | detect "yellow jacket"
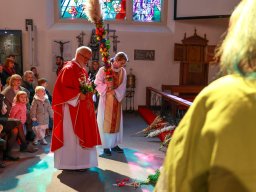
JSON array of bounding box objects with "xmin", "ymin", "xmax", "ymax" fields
[{"xmin": 155, "ymin": 74, "xmax": 256, "ymax": 192}]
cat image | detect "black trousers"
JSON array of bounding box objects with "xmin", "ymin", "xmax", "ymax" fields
[{"xmin": 0, "ymin": 118, "xmax": 27, "ymax": 156}]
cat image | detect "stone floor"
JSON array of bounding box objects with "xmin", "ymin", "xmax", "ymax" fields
[{"xmin": 0, "ymin": 112, "xmax": 166, "ymax": 192}]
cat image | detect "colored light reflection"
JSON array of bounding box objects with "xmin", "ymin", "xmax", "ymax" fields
[
  {"xmin": 124, "ymin": 148, "xmax": 162, "ymax": 170},
  {"xmin": 17, "ymin": 155, "xmax": 56, "ymax": 192}
]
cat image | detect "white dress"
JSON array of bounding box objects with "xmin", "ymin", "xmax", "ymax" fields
[
  {"xmin": 54, "ymin": 96, "xmax": 98, "ymax": 169},
  {"xmin": 95, "ymin": 67, "xmax": 127, "ymax": 148}
]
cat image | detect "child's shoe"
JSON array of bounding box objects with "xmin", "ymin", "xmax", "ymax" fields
[
  {"xmin": 41, "ymin": 139, "xmax": 48, "ymax": 145},
  {"xmin": 33, "ymin": 140, "xmax": 39, "ymax": 145}
]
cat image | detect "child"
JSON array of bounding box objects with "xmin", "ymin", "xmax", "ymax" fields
[
  {"xmin": 30, "ymin": 86, "xmax": 53, "ymax": 145},
  {"xmin": 38, "ymin": 78, "xmax": 52, "ymax": 135},
  {"xmin": 9, "ymin": 91, "xmax": 28, "ymax": 133},
  {"xmin": 37, "ymin": 78, "xmax": 52, "ymax": 104}
]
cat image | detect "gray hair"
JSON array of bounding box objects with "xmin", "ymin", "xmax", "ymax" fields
[
  {"xmin": 23, "ymin": 70, "xmax": 34, "ymax": 80},
  {"xmin": 216, "ymin": 0, "xmax": 256, "ymax": 78}
]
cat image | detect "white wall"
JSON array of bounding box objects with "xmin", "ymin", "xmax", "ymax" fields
[
  {"xmin": 175, "ymin": 0, "xmax": 240, "ymax": 17},
  {"xmin": 0, "ymin": 0, "xmax": 229, "ymax": 109}
]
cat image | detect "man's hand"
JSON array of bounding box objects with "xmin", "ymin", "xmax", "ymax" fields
[
  {"xmin": 79, "ymin": 93, "xmax": 86, "ymax": 100},
  {"xmin": 106, "ymin": 80, "xmax": 113, "ymax": 91}
]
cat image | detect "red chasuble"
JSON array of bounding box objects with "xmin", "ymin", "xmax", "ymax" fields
[{"xmin": 51, "ymin": 61, "xmax": 101, "ymax": 152}]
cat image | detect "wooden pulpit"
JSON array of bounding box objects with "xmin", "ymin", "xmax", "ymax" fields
[{"xmin": 174, "ymin": 30, "xmax": 216, "ymax": 86}]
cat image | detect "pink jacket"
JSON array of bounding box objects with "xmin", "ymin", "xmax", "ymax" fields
[{"xmin": 9, "ymin": 102, "xmax": 27, "ymax": 124}]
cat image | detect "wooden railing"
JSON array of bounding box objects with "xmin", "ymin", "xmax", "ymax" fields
[
  {"xmin": 161, "ymin": 85, "xmax": 204, "ymax": 98},
  {"xmin": 146, "ymin": 87, "xmax": 192, "ymax": 119}
]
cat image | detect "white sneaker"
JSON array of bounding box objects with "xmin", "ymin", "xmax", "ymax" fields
[
  {"xmin": 33, "ymin": 140, "xmax": 39, "ymax": 145},
  {"xmin": 41, "ymin": 139, "xmax": 48, "ymax": 145}
]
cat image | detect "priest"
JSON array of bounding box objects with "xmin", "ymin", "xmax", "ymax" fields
[{"xmin": 51, "ymin": 46, "xmax": 101, "ymax": 170}]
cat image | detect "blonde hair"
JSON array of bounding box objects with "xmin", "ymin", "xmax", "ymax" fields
[
  {"xmin": 216, "ymin": 0, "xmax": 256, "ymax": 78},
  {"xmin": 35, "ymin": 86, "xmax": 45, "ymax": 93},
  {"xmin": 9, "ymin": 74, "xmax": 22, "ymax": 86},
  {"xmin": 14, "ymin": 91, "xmax": 28, "ymax": 103}
]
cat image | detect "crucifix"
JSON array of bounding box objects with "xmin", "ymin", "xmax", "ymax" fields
[
  {"xmin": 106, "ymin": 24, "xmax": 120, "ymax": 53},
  {"xmin": 54, "ymin": 40, "xmax": 70, "ymax": 58},
  {"xmin": 88, "ymin": 29, "xmax": 100, "ymax": 61},
  {"xmin": 110, "ymin": 31, "xmax": 120, "ymax": 54},
  {"xmin": 76, "ymin": 31, "xmax": 86, "ymax": 47},
  {"xmin": 106, "ymin": 24, "xmax": 116, "ymax": 40}
]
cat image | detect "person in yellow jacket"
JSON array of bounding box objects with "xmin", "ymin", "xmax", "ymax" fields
[{"xmin": 155, "ymin": 1, "xmax": 256, "ymax": 191}]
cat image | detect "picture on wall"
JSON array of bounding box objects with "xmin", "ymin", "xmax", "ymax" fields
[
  {"xmin": 134, "ymin": 49, "xmax": 155, "ymax": 61},
  {"xmin": 0, "ymin": 30, "xmax": 23, "ymax": 74}
]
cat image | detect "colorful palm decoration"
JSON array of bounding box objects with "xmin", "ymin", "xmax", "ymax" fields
[{"xmin": 86, "ymin": 0, "xmax": 113, "ymax": 82}]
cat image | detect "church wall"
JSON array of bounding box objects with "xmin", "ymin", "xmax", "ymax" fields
[{"xmin": 0, "ymin": 0, "xmax": 230, "ymax": 109}]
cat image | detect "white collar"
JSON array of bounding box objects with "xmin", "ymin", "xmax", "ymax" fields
[
  {"xmin": 34, "ymin": 94, "xmax": 48, "ymax": 102},
  {"xmin": 111, "ymin": 66, "xmax": 122, "ymax": 73}
]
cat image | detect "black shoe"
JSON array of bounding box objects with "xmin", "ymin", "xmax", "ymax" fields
[
  {"xmin": 0, "ymin": 138, "xmax": 6, "ymax": 144},
  {"xmin": 0, "ymin": 162, "xmax": 6, "ymax": 168},
  {"xmin": 26, "ymin": 131, "xmax": 35, "ymax": 142},
  {"xmin": 103, "ymin": 148, "xmax": 112, "ymax": 156},
  {"xmin": 4, "ymin": 155, "xmax": 20, "ymax": 161},
  {"xmin": 111, "ymin": 146, "xmax": 124, "ymax": 153},
  {"xmin": 20, "ymin": 144, "xmax": 38, "ymax": 153}
]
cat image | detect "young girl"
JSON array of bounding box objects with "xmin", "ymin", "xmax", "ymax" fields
[
  {"xmin": 9, "ymin": 91, "xmax": 28, "ymax": 133},
  {"xmin": 30, "ymin": 86, "xmax": 53, "ymax": 145}
]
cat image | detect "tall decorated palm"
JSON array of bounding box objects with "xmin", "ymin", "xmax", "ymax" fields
[{"xmin": 85, "ymin": 0, "xmax": 113, "ymax": 81}]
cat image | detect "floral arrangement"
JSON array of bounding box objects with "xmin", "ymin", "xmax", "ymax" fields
[
  {"xmin": 79, "ymin": 74, "xmax": 94, "ymax": 94},
  {"xmin": 85, "ymin": 0, "xmax": 113, "ymax": 80},
  {"xmin": 113, "ymin": 170, "xmax": 161, "ymax": 189}
]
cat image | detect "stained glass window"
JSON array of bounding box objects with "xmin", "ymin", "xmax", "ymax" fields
[
  {"xmin": 59, "ymin": 0, "xmax": 126, "ymax": 20},
  {"xmin": 132, "ymin": 0, "xmax": 162, "ymax": 22}
]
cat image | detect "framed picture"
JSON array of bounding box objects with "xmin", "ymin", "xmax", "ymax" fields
[
  {"xmin": 0, "ymin": 30, "xmax": 23, "ymax": 74},
  {"xmin": 134, "ymin": 49, "xmax": 155, "ymax": 61}
]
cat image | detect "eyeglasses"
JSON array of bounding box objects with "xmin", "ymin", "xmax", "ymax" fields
[{"xmin": 79, "ymin": 53, "xmax": 91, "ymax": 61}]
